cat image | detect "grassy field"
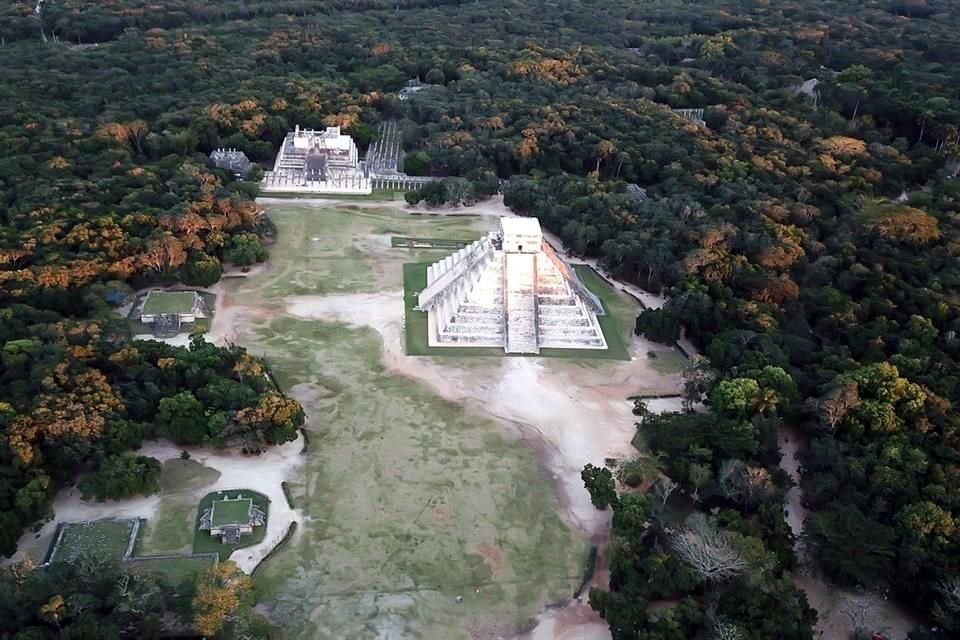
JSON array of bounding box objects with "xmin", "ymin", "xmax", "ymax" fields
[
  {"xmin": 140, "ymin": 494, "xmax": 197, "ymax": 554},
  {"xmin": 127, "ymin": 555, "xmax": 216, "ymax": 585},
  {"xmin": 194, "ymin": 490, "xmax": 270, "ymax": 560},
  {"xmin": 246, "ymin": 315, "xmax": 587, "ymax": 639},
  {"xmin": 137, "ymin": 460, "xmax": 221, "ymax": 556},
  {"xmin": 211, "ymin": 497, "xmax": 254, "ymax": 527},
  {"xmin": 142, "ymin": 290, "xmax": 197, "ymax": 315},
  {"xmin": 208, "ymin": 204, "xmax": 588, "ymax": 639},
  {"xmin": 401, "ymin": 262, "xmax": 632, "ymax": 360},
  {"xmin": 49, "ymin": 519, "xmax": 135, "ymax": 563},
  {"xmin": 158, "ymin": 459, "xmax": 221, "ymax": 494},
  {"xmin": 648, "ymin": 349, "xmax": 687, "ymax": 375}
]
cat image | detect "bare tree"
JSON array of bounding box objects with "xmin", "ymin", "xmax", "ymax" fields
[
  {"xmin": 940, "ymin": 577, "xmax": 960, "ymax": 610},
  {"xmin": 670, "ymin": 513, "xmax": 748, "ymax": 582},
  {"xmin": 682, "ymin": 354, "xmax": 717, "ymax": 410},
  {"xmin": 654, "ymin": 477, "xmax": 680, "ymax": 506},
  {"xmin": 812, "ymin": 381, "xmax": 860, "ymax": 432},
  {"xmin": 839, "ymin": 595, "xmax": 876, "ymax": 637},
  {"xmin": 718, "ymin": 459, "xmax": 774, "ymax": 506},
  {"xmin": 704, "ymin": 599, "xmax": 745, "ymax": 640},
  {"xmin": 711, "ymin": 618, "xmax": 746, "ymax": 640},
  {"xmin": 933, "ymin": 577, "xmax": 960, "ymax": 626}
]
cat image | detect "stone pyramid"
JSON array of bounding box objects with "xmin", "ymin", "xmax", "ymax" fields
[{"xmin": 416, "ymin": 218, "xmax": 608, "ymax": 354}]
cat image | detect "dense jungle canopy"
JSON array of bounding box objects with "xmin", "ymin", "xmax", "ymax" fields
[{"xmin": 1, "ymin": 0, "xmax": 959, "ymax": 638}]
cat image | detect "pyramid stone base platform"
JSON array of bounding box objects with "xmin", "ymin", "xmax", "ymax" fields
[{"xmin": 416, "ymin": 218, "xmax": 607, "ymax": 355}]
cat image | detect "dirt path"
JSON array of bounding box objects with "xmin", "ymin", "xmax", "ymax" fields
[
  {"xmin": 778, "ymin": 424, "xmax": 919, "ymax": 639},
  {"xmin": 520, "ymin": 600, "xmax": 610, "ymax": 640}
]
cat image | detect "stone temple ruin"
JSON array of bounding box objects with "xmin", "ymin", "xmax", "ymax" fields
[
  {"xmin": 416, "ymin": 218, "xmax": 608, "ymax": 354},
  {"xmin": 261, "ymin": 125, "xmax": 372, "ymax": 195}
]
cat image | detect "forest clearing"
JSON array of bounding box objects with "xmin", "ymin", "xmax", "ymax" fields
[{"xmin": 223, "ymin": 199, "xmax": 685, "ymax": 639}]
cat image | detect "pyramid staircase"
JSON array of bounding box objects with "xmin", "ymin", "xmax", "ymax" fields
[
  {"xmin": 417, "ymin": 227, "xmax": 608, "ymax": 353},
  {"xmin": 504, "ymin": 252, "xmax": 539, "ymax": 354}
]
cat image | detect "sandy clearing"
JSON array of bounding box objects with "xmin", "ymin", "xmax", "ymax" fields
[
  {"xmin": 5, "ymin": 436, "xmax": 304, "ymax": 573},
  {"xmin": 135, "ymin": 439, "xmax": 305, "ymax": 573}
]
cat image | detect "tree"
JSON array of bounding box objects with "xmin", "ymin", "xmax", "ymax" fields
[
  {"xmin": 611, "ymin": 493, "xmax": 650, "ymax": 535},
  {"xmin": 654, "ymin": 477, "xmax": 680, "ymax": 506},
  {"xmin": 424, "ymin": 67, "xmax": 445, "ymax": 85},
  {"xmin": 158, "ymin": 391, "xmax": 207, "ymax": 444},
  {"xmin": 834, "ymin": 65, "xmax": 873, "ymax": 124},
  {"xmin": 581, "ymin": 463, "xmax": 618, "ymax": 509},
  {"xmin": 180, "ymin": 253, "xmax": 222, "ymax": 286},
  {"xmin": 636, "ymin": 308, "xmax": 681, "ymax": 343},
  {"xmin": 78, "ymin": 454, "xmax": 161, "ymax": 501},
  {"xmin": 39, "ymin": 594, "xmax": 66, "ymax": 635},
  {"xmin": 224, "ymin": 233, "xmax": 267, "ymax": 267},
  {"xmin": 806, "ymin": 504, "xmax": 896, "ymax": 586},
  {"xmin": 233, "ymin": 390, "xmax": 304, "ymax": 446},
  {"xmin": 709, "ymin": 617, "xmax": 745, "ymax": 640},
  {"xmin": 670, "ymin": 513, "xmax": 749, "ymax": 583},
  {"xmin": 681, "ymin": 355, "xmax": 717, "ymax": 410},
  {"xmin": 896, "ymin": 501, "xmax": 955, "ymax": 544},
  {"xmin": 711, "ymin": 378, "xmax": 761, "ymax": 418},
  {"xmin": 811, "ymin": 381, "xmax": 860, "ymax": 432},
  {"xmin": 192, "ymin": 561, "xmax": 253, "ymax": 638},
  {"xmin": 717, "ymin": 459, "xmax": 775, "ymax": 507}
]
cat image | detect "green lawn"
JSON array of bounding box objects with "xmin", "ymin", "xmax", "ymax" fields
[
  {"xmin": 141, "ymin": 290, "xmax": 198, "ymax": 315},
  {"xmin": 648, "ymin": 349, "xmax": 688, "ymax": 375},
  {"xmin": 211, "ymin": 498, "xmax": 254, "ymax": 527},
  {"xmin": 138, "ymin": 494, "xmax": 197, "ymax": 554},
  {"xmin": 127, "ymin": 555, "xmax": 216, "ymax": 585},
  {"xmin": 194, "ymin": 490, "xmax": 270, "ymax": 561},
  {"xmin": 49, "ymin": 519, "xmax": 136, "ymax": 563},
  {"xmin": 402, "ymin": 262, "xmax": 632, "ymax": 360},
  {"xmin": 158, "ymin": 459, "xmax": 221, "ymax": 494}
]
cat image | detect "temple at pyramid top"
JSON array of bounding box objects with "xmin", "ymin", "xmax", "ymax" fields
[{"xmin": 416, "ymin": 217, "xmax": 608, "ymax": 354}]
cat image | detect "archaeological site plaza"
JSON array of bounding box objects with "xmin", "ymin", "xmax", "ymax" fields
[
  {"xmin": 416, "ymin": 217, "xmax": 609, "ymax": 354},
  {"xmin": 260, "ymin": 125, "xmax": 372, "ymax": 195}
]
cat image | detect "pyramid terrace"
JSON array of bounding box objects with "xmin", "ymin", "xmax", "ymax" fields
[
  {"xmin": 261, "ymin": 125, "xmax": 371, "ymax": 195},
  {"xmin": 416, "ymin": 217, "xmax": 608, "ymax": 354}
]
